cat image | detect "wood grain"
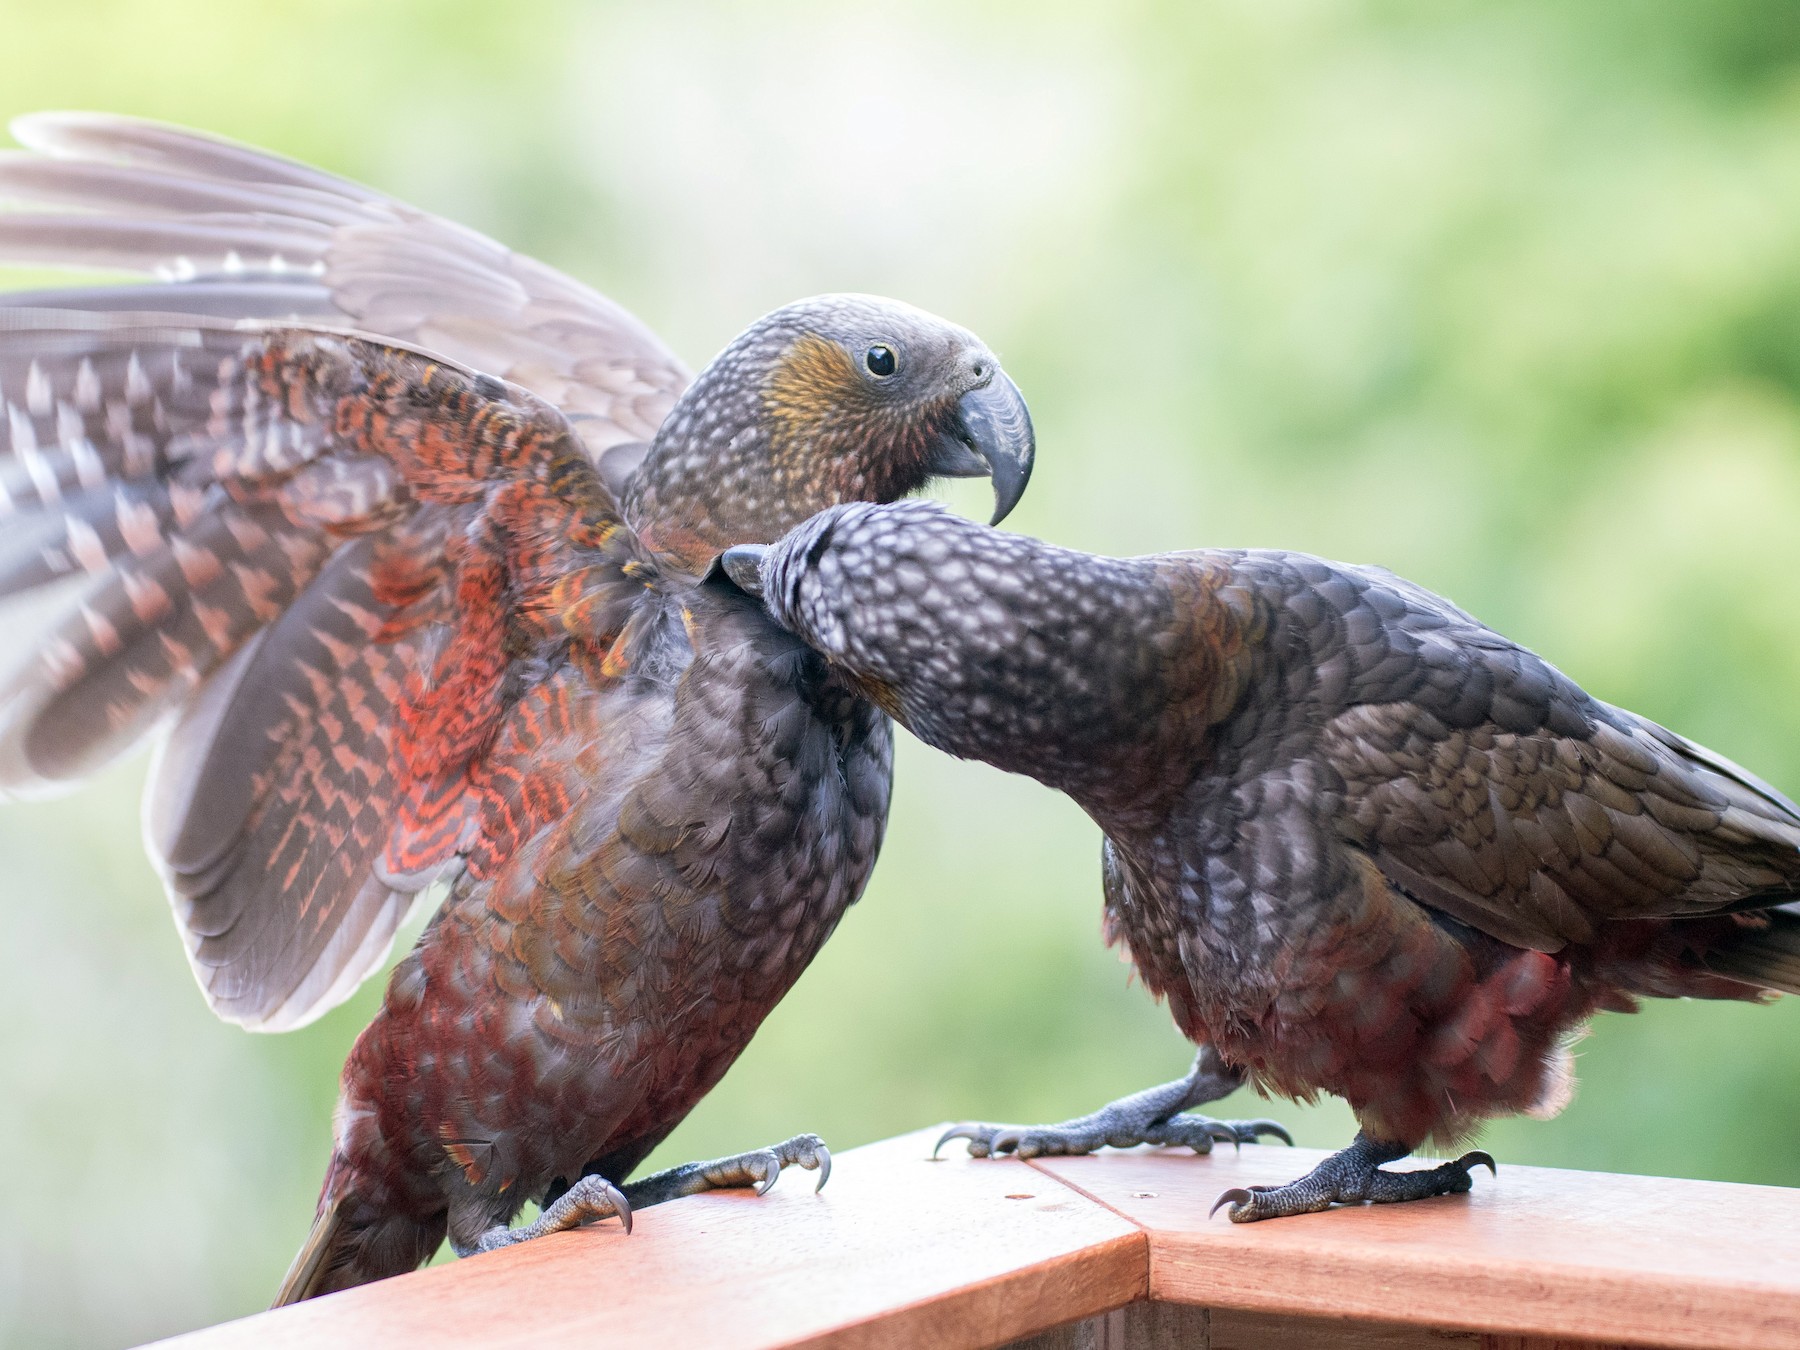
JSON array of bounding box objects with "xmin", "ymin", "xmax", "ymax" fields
[
  {"xmin": 1006, "ymin": 1306, "xmax": 1636, "ymax": 1350},
  {"xmin": 138, "ymin": 1133, "xmax": 1799, "ymax": 1349},
  {"xmin": 1027, "ymin": 1145, "xmax": 1800, "ymax": 1350},
  {"xmin": 146, "ymin": 1131, "xmax": 1142, "ymax": 1350}
]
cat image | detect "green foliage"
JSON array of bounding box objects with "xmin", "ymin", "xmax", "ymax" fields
[{"xmin": 3, "ymin": 1, "xmax": 1799, "ymax": 1343}]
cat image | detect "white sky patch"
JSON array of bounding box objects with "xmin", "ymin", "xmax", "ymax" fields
[{"xmin": 560, "ymin": 4, "xmax": 1127, "ymax": 348}]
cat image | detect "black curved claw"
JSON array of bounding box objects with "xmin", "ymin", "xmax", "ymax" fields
[
  {"xmin": 752, "ymin": 1154, "xmax": 782, "ymax": 1197},
  {"xmin": 1247, "ymin": 1118, "xmax": 1294, "ymax": 1146},
  {"xmin": 1460, "ymin": 1149, "xmax": 1497, "ymax": 1177},
  {"xmin": 933, "ymin": 1125, "xmax": 981, "ymax": 1160},
  {"xmin": 750, "ymin": 1136, "xmax": 833, "ymax": 1196},
  {"xmin": 1205, "ymin": 1121, "xmax": 1243, "ymax": 1149},
  {"xmin": 1210, "ymin": 1187, "xmax": 1253, "ymax": 1220},
  {"xmin": 612, "ymin": 1185, "xmax": 634, "ymax": 1236},
  {"xmin": 934, "ymin": 1123, "xmax": 1024, "ymax": 1159}
]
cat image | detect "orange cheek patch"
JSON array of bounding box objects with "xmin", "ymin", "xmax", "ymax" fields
[{"xmin": 763, "ymin": 333, "xmax": 868, "ymax": 445}]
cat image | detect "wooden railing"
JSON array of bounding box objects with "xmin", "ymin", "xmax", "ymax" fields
[{"xmin": 145, "ymin": 1128, "xmax": 1800, "ymax": 1350}]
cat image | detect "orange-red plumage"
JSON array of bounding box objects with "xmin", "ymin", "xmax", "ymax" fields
[{"xmin": 0, "ymin": 116, "xmax": 1034, "ymax": 1300}]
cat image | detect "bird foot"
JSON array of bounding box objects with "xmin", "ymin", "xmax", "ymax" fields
[
  {"xmin": 464, "ymin": 1174, "xmax": 633, "ymax": 1256},
  {"xmin": 936, "ymin": 1109, "xmax": 1290, "ymax": 1161},
  {"xmin": 934, "ymin": 1053, "xmax": 1291, "ymax": 1162},
  {"xmin": 1210, "ymin": 1132, "xmax": 1495, "ymax": 1222},
  {"xmin": 620, "ymin": 1132, "xmax": 832, "ymax": 1210}
]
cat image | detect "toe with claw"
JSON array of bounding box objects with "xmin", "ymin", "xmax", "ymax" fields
[
  {"xmin": 1141, "ymin": 1115, "xmax": 1293, "ymax": 1153},
  {"xmin": 1211, "ymin": 1133, "xmax": 1496, "ymax": 1223},
  {"xmin": 935, "ymin": 1112, "xmax": 1292, "ymax": 1161},
  {"xmin": 456, "ymin": 1174, "xmax": 633, "ymax": 1259},
  {"xmin": 933, "ymin": 1053, "xmax": 1291, "ymax": 1165},
  {"xmin": 619, "ymin": 1132, "xmax": 832, "ymax": 1210},
  {"xmin": 748, "ymin": 1133, "xmax": 832, "ymax": 1196}
]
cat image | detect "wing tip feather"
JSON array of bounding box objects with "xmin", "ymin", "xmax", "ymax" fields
[{"xmin": 187, "ymin": 877, "xmax": 420, "ymax": 1033}]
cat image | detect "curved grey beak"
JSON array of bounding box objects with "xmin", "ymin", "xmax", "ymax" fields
[
  {"xmin": 717, "ymin": 544, "xmax": 768, "ymax": 597},
  {"xmin": 926, "ymin": 370, "xmax": 1036, "ymax": 525}
]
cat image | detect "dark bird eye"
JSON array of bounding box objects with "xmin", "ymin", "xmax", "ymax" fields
[{"xmin": 865, "ymin": 345, "xmax": 896, "ymax": 378}]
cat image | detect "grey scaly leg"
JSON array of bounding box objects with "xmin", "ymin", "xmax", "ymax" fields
[
  {"xmin": 935, "ymin": 1047, "xmax": 1291, "ymax": 1160},
  {"xmin": 449, "ymin": 1134, "xmax": 830, "ymax": 1259},
  {"xmin": 619, "ymin": 1133, "xmax": 831, "ymax": 1208}
]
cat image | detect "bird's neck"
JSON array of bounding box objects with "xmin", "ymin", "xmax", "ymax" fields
[
  {"xmin": 883, "ymin": 553, "xmax": 1217, "ymax": 806},
  {"xmin": 625, "ymin": 385, "xmax": 768, "ymax": 571},
  {"xmin": 627, "ymin": 424, "xmax": 878, "ymax": 575}
]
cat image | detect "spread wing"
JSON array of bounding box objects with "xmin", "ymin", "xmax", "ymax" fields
[
  {"xmin": 1287, "ymin": 560, "xmax": 1800, "ymax": 951},
  {"xmin": 0, "ymin": 314, "xmax": 647, "ymax": 1030},
  {"xmin": 0, "ymin": 113, "xmax": 696, "ymax": 1030},
  {"xmin": 0, "ymin": 112, "xmax": 690, "ymax": 460}
]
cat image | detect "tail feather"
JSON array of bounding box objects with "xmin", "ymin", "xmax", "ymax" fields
[
  {"xmin": 271, "ymin": 1183, "xmax": 446, "ymax": 1307},
  {"xmin": 272, "ymin": 1194, "xmax": 349, "ymax": 1308},
  {"xmin": 1704, "ymin": 908, "xmax": 1800, "ymax": 996}
]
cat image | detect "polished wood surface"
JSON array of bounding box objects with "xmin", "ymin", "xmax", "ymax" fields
[
  {"xmin": 144, "ymin": 1131, "xmax": 1799, "ymax": 1350},
  {"xmin": 1014, "ymin": 1305, "xmax": 1644, "ymax": 1350},
  {"xmin": 149, "ymin": 1131, "xmax": 1143, "ymax": 1350},
  {"xmin": 1030, "ymin": 1144, "xmax": 1800, "ymax": 1350}
]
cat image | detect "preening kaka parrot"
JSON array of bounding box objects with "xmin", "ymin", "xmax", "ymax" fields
[
  {"xmin": 0, "ymin": 116, "xmax": 1034, "ymax": 1298},
  {"xmin": 726, "ymin": 500, "xmax": 1800, "ymax": 1221}
]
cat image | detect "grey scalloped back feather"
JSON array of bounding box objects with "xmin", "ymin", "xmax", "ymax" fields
[
  {"xmin": 753, "ymin": 500, "xmax": 1800, "ymax": 1146},
  {"xmin": 0, "ymin": 320, "xmax": 643, "ymax": 1034}
]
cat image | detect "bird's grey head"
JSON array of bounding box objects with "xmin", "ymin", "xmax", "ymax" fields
[
  {"xmin": 718, "ymin": 501, "xmax": 1165, "ymax": 791},
  {"xmin": 726, "ymin": 500, "xmax": 1002, "ymax": 679},
  {"xmin": 625, "ymin": 294, "xmax": 1033, "ymax": 571}
]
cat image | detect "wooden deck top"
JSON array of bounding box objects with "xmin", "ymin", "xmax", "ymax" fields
[
  {"xmin": 146, "ymin": 1128, "xmax": 1800, "ymax": 1350},
  {"xmin": 1033, "ymin": 1146, "xmax": 1800, "ymax": 1350}
]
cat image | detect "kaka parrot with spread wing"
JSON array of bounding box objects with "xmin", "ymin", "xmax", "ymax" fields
[
  {"xmin": 0, "ymin": 116, "xmax": 1033, "ymax": 1299},
  {"xmin": 726, "ymin": 500, "xmax": 1800, "ymax": 1221}
]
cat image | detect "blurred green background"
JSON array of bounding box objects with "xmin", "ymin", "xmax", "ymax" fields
[{"xmin": 5, "ymin": 0, "xmax": 1800, "ymax": 1344}]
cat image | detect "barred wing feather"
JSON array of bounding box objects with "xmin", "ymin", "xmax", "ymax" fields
[
  {"xmin": 0, "ymin": 315, "xmax": 641, "ymax": 1031},
  {"xmin": 0, "ymin": 114, "xmax": 695, "ymax": 1030}
]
